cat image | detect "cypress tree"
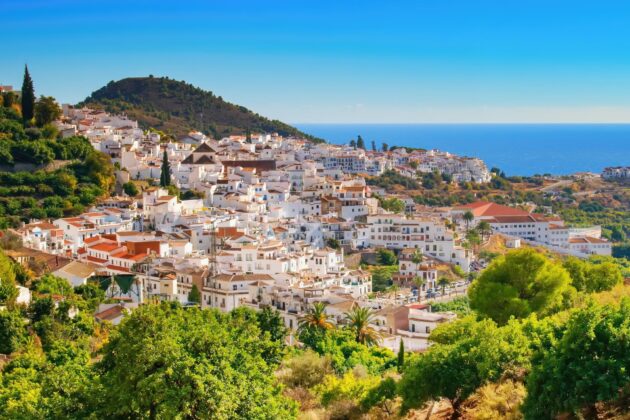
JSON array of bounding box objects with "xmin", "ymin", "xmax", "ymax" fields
[
  {"xmin": 356, "ymin": 135, "xmax": 365, "ymax": 150},
  {"xmin": 160, "ymin": 150, "xmax": 170, "ymax": 187},
  {"xmin": 21, "ymin": 65, "xmax": 35, "ymax": 124},
  {"xmin": 397, "ymin": 339, "xmax": 405, "ymax": 372}
]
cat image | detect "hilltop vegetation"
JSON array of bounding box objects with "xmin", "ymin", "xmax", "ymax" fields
[
  {"xmin": 80, "ymin": 76, "xmax": 324, "ymax": 141},
  {"xmin": 0, "ymin": 84, "xmax": 114, "ymax": 228}
]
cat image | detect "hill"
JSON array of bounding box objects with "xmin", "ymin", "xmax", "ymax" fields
[{"xmin": 79, "ymin": 76, "xmax": 324, "ymax": 142}]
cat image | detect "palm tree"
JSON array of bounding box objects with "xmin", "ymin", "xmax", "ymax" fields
[
  {"xmin": 438, "ymin": 277, "xmax": 451, "ymax": 295},
  {"xmin": 412, "ymin": 276, "xmax": 426, "ymax": 292},
  {"xmin": 477, "ymin": 221, "xmax": 491, "ymax": 241},
  {"xmin": 411, "ymin": 249, "xmax": 423, "ymax": 264},
  {"xmin": 463, "ymin": 210, "xmax": 474, "ymax": 232},
  {"xmin": 345, "ymin": 307, "xmax": 382, "ymax": 346},
  {"xmin": 298, "ymin": 302, "xmax": 334, "ymax": 334}
]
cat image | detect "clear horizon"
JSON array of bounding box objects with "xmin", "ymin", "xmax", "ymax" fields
[{"xmin": 5, "ymin": 1, "xmax": 630, "ymax": 123}]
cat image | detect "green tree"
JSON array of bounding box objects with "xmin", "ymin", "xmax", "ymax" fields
[
  {"xmin": 397, "ymin": 340, "xmax": 405, "ymax": 373},
  {"xmin": 399, "ymin": 316, "xmax": 531, "ymax": 417},
  {"xmin": 377, "ymin": 248, "xmax": 397, "ymax": 266},
  {"xmin": 379, "ymin": 197, "xmax": 405, "ymax": 213},
  {"xmin": 562, "ymin": 256, "xmax": 623, "ymax": 293},
  {"xmin": 35, "ymin": 274, "xmax": 73, "ymax": 296},
  {"xmin": 0, "ymin": 250, "xmax": 18, "ymax": 305},
  {"xmin": 462, "ymin": 210, "xmax": 474, "ymax": 231},
  {"xmin": 356, "ymin": 135, "xmax": 365, "ymax": 150},
  {"xmin": 2, "ymin": 91, "xmax": 17, "ymax": 108},
  {"xmin": 122, "ymin": 181, "xmax": 139, "ymax": 197},
  {"xmin": 278, "ymin": 350, "xmax": 332, "ymax": 389},
  {"xmin": 411, "ymin": 249, "xmax": 423, "ymax": 264},
  {"xmin": 523, "ymin": 301, "xmax": 630, "ymax": 419},
  {"xmin": 371, "ymin": 140, "xmax": 377, "ymax": 151},
  {"xmin": 437, "ymin": 276, "xmax": 451, "ymax": 295},
  {"xmin": 345, "ymin": 307, "xmax": 382, "ymax": 346},
  {"xmin": 0, "ymin": 309, "xmax": 27, "ymax": 354},
  {"xmin": 412, "ymin": 276, "xmax": 426, "ymax": 292},
  {"xmin": 34, "ymin": 96, "xmax": 61, "ymax": 127},
  {"xmin": 610, "ymin": 225, "xmax": 626, "ymax": 242},
  {"xmin": 21, "ymin": 65, "xmax": 36, "ymax": 124},
  {"xmin": 469, "ymin": 249, "xmax": 574, "ymax": 325},
  {"xmin": 477, "ymin": 220, "xmax": 491, "ymax": 240},
  {"xmin": 382, "ymin": 143, "xmax": 388, "ymax": 152},
  {"xmin": 95, "ymin": 304, "xmax": 296, "ymax": 419},
  {"xmin": 160, "ymin": 149, "xmax": 170, "ymax": 187},
  {"xmin": 256, "ymin": 306, "xmax": 288, "ymax": 344},
  {"xmin": 187, "ymin": 284, "xmax": 201, "ymax": 304},
  {"xmin": 349, "ymin": 139, "xmax": 356, "ymax": 148},
  {"xmin": 82, "ymin": 152, "xmax": 115, "ymax": 192},
  {"xmin": 326, "ymin": 237, "xmax": 340, "ymax": 249}
]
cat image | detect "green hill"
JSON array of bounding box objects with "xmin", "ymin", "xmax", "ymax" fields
[{"xmin": 79, "ymin": 76, "xmax": 323, "ymax": 142}]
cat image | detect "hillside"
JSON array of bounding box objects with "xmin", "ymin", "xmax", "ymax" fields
[{"xmin": 79, "ymin": 76, "xmax": 324, "ymax": 141}]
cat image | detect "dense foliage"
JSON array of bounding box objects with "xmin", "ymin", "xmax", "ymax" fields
[
  {"xmin": 0, "ymin": 100, "xmax": 114, "ymax": 228},
  {"xmin": 367, "ymin": 169, "xmax": 420, "ymax": 190},
  {"xmin": 469, "ymin": 248, "xmax": 575, "ymax": 325}
]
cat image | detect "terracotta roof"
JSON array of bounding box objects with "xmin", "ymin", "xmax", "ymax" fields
[{"xmin": 456, "ymin": 201, "xmax": 529, "ymax": 218}]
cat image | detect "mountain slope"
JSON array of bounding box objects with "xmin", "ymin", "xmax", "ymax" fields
[{"xmin": 79, "ymin": 76, "xmax": 323, "ymax": 142}]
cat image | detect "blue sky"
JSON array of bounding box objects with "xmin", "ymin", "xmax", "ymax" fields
[{"xmin": 3, "ymin": 0, "xmax": 630, "ymax": 123}]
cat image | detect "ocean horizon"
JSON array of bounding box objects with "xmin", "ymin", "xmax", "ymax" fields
[{"xmin": 294, "ymin": 123, "xmax": 630, "ymax": 176}]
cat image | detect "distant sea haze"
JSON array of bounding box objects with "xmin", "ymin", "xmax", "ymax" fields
[{"xmin": 295, "ymin": 124, "xmax": 630, "ymax": 176}]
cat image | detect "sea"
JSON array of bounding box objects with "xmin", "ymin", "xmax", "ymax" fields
[{"xmin": 294, "ymin": 124, "xmax": 630, "ymax": 177}]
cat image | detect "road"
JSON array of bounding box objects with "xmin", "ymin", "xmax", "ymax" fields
[{"xmin": 416, "ymin": 283, "xmax": 469, "ymax": 304}]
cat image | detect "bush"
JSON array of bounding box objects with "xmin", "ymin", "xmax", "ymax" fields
[{"xmin": 278, "ymin": 350, "xmax": 333, "ymax": 389}]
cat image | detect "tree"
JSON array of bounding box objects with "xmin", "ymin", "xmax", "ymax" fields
[
  {"xmin": 376, "ymin": 248, "xmax": 397, "ymax": 266},
  {"xmin": 397, "ymin": 340, "xmax": 405, "ymax": 373},
  {"xmin": 477, "ymin": 220, "xmax": 491, "ymax": 241},
  {"xmin": 187, "ymin": 284, "xmax": 201, "ymax": 304},
  {"xmin": 0, "ymin": 250, "xmax": 18, "ymax": 305},
  {"xmin": 298, "ymin": 302, "xmax": 334, "ymax": 335},
  {"xmin": 462, "ymin": 210, "xmax": 474, "ymax": 231},
  {"xmin": 382, "ymin": 143, "xmax": 388, "ymax": 152},
  {"xmin": 562, "ymin": 256, "xmax": 623, "ymax": 293},
  {"xmin": 438, "ymin": 277, "xmax": 451, "ymax": 295},
  {"xmin": 278, "ymin": 350, "xmax": 332, "ymax": 389},
  {"xmin": 34, "ymin": 96, "xmax": 61, "ymax": 127},
  {"xmin": 82, "ymin": 152, "xmax": 115, "ymax": 192},
  {"xmin": 21, "ymin": 65, "xmax": 35, "ymax": 124},
  {"xmin": 610, "ymin": 225, "xmax": 626, "ymax": 242},
  {"xmin": 523, "ymin": 301, "xmax": 630, "ymax": 419},
  {"xmin": 345, "ymin": 307, "xmax": 382, "ymax": 346},
  {"xmin": 356, "ymin": 135, "xmax": 365, "ymax": 150},
  {"xmin": 371, "ymin": 140, "xmax": 376, "ymax": 151},
  {"xmin": 399, "ymin": 316, "xmax": 531, "ymax": 418},
  {"xmin": 411, "ymin": 249, "xmax": 423, "ymax": 264},
  {"xmin": 256, "ymin": 306, "xmax": 287, "ymax": 345},
  {"xmin": 122, "ymin": 181, "xmax": 139, "ymax": 197},
  {"xmin": 349, "ymin": 139, "xmax": 356, "ymax": 148},
  {"xmin": 469, "ymin": 249, "xmax": 574, "ymax": 325},
  {"xmin": 412, "ymin": 276, "xmax": 426, "ymax": 292},
  {"xmin": 326, "ymin": 237, "xmax": 340, "ymax": 249},
  {"xmin": 35, "ymin": 274, "xmax": 73, "ymax": 296},
  {"xmin": 2, "ymin": 91, "xmax": 17, "ymax": 108},
  {"xmin": 0, "ymin": 309, "xmax": 27, "ymax": 354},
  {"xmin": 379, "ymin": 197, "xmax": 405, "ymax": 213},
  {"xmin": 465, "ymin": 229, "xmax": 481, "ymax": 249},
  {"xmin": 95, "ymin": 304, "xmax": 296, "ymax": 419},
  {"xmin": 159, "ymin": 150, "xmax": 170, "ymax": 187}
]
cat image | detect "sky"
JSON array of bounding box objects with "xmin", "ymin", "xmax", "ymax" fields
[{"xmin": 3, "ymin": 0, "xmax": 630, "ymax": 123}]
